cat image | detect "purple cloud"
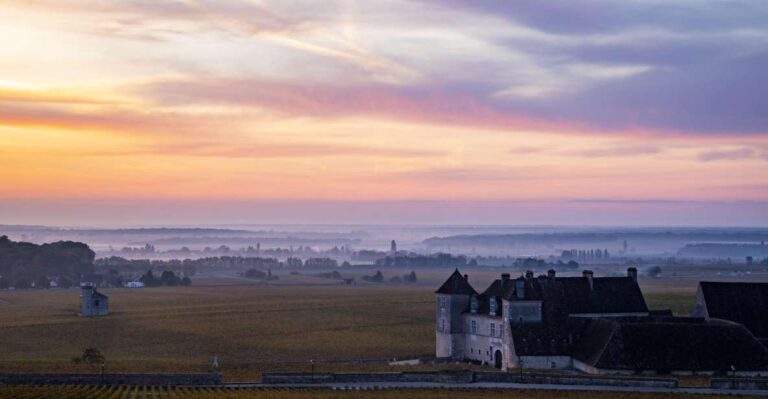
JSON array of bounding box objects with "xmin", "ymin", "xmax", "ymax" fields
[{"xmin": 698, "ymin": 148, "xmax": 756, "ymax": 162}]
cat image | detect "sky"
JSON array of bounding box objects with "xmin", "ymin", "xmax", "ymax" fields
[{"xmin": 1, "ymin": 0, "xmax": 767, "ymax": 226}]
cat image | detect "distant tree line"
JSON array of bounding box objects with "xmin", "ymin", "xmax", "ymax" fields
[
  {"xmin": 0, "ymin": 236, "xmax": 94, "ymax": 289},
  {"xmin": 362, "ymin": 270, "xmax": 418, "ymax": 284},
  {"xmin": 96, "ymin": 255, "xmax": 344, "ymax": 274},
  {"xmin": 375, "ymin": 254, "xmax": 468, "ymax": 268},
  {"xmin": 243, "ymin": 268, "xmax": 278, "ymax": 281},
  {"xmin": 139, "ymin": 270, "xmax": 191, "ymax": 287}
]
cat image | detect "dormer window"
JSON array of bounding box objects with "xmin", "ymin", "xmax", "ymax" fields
[
  {"xmin": 470, "ymin": 295, "xmax": 478, "ymax": 314},
  {"xmin": 489, "ymin": 296, "xmax": 497, "ymax": 316}
]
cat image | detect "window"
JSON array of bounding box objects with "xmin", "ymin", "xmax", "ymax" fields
[
  {"xmin": 94, "ymin": 300, "xmax": 100, "ymax": 307},
  {"xmin": 440, "ymin": 319, "xmax": 445, "ymax": 332},
  {"xmin": 490, "ymin": 323, "xmax": 496, "ymax": 337},
  {"xmin": 471, "ymin": 320, "xmax": 477, "ymax": 334}
]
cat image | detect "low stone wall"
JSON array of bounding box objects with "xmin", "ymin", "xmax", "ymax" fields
[
  {"xmin": 262, "ymin": 371, "xmax": 675, "ymax": 387},
  {"xmin": 474, "ymin": 372, "xmax": 676, "ymax": 388},
  {"xmin": 262, "ymin": 371, "xmax": 474, "ymax": 384},
  {"xmin": 0, "ymin": 373, "xmax": 222, "ymax": 386},
  {"xmin": 711, "ymin": 378, "xmax": 768, "ymax": 390}
]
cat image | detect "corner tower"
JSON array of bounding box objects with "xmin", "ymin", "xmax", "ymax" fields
[{"xmin": 435, "ymin": 269, "xmax": 476, "ymax": 359}]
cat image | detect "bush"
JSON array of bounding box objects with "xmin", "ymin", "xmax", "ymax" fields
[
  {"xmin": 647, "ymin": 266, "xmax": 663, "ymax": 278},
  {"xmin": 245, "ymin": 269, "xmax": 267, "ymax": 279},
  {"xmin": 71, "ymin": 348, "xmax": 105, "ymax": 366},
  {"xmin": 362, "ymin": 270, "xmax": 384, "ymax": 283}
]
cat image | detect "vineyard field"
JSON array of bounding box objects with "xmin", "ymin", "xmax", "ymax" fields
[{"xmin": 0, "ymin": 386, "xmax": 738, "ymax": 399}]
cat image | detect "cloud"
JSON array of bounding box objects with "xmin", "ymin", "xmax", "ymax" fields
[
  {"xmin": 394, "ymin": 167, "xmax": 539, "ymax": 182},
  {"xmin": 435, "ymin": 1, "xmax": 768, "ymax": 35},
  {"xmin": 508, "ymin": 146, "xmax": 545, "ymax": 154},
  {"xmin": 571, "ymin": 145, "xmax": 662, "ymax": 158},
  {"xmin": 697, "ymin": 148, "xmax": 756, "ymax": 162},
  {"xmin": 0, "ymin": 102, "xmax": 221, "ymax": 136},
  {"xmin": 80, "ymin": 141, "xmax": 437, "ymax": 159},
  {"xmin": 136, "ymin": 77, "xmax": 562, "ymax": 132}
]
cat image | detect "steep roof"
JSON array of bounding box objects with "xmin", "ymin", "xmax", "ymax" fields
[
  {"xmin": 698, "ymin": 281, "xmax": 768, "ymax": 339},
  {"xmin": 91, "ymin": 290, "xmax": 108, "ymax": 299},
  {"xmin": 510, "ymin": 321, "xmax": 575, "ymax": 356},
  {"xmin": 481, "ymin": 277, "xmax": 517, "ymax": 298},
  {"xmin": 501, "ymin": 275, "xmax": 648, "ymax": 316},
  {"xmin": 572, "ymin": 317, "xmax": 768, "ymax": 372},
  {"xmin": 435, "ymin": 269, "xmax": 476, "ymax": 295}
]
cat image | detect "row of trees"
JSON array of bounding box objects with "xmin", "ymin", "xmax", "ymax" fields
[
  {"xmin": 0, "ymin": 236, "xmax": 95, "ymax": 282},
  {"xmin": 362, "ymin": 270, "xmax": 418, "ymax": 284},
  {"xmin": 139, "ymin": 270, "xmax": 191, "ymax": 287},
  {"xmin": 243, "ymin": 268, "xmax": 279, "ymax": 281}
]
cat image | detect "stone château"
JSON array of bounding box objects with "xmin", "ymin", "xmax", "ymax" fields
[{"xmin": 436, "ymin": 268, "xmax": 768, "ymax": 375}]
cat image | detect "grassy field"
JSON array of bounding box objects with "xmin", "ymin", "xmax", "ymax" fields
[
  {"xmin": 0, "ymin": 277, "xmax": 442, "ymax": 381},
  {"xmin": 0, "ymin": 270, "xmax": 754, "ymax": 381},
  {"xmin": 0, "ymin": 386, "xmax": 741, "ymax": 399}
]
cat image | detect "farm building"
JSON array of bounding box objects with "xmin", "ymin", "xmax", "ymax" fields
[
  {"xmin": 436, "ymin": 269, "xmax": 768, "ymax": 375},
  {"xmin": 692, "ymin": 281, "xmax": 768, "ymax": 348},
  {"xmin": 80, "ymin": 285, "xmax": 109, "ymax": 317}
]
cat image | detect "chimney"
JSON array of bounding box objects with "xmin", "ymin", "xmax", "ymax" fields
[
  {"xmin": 525, "ymin": 270, "xmax": 534, "ymax": 280},
  {"xmin": 501, "ymin": 273, "xmax": 510, "ymax": 282},
  {"xmin": 515, "ymin": 278, "xmax": 525, "ymax": 299},
  {"xmin": 583, "ymin": 270, "xmax": 594, "ymax": 290},
  {"xmin": 464, "ymin": 274, "xmax": 469, "ymax": 282},
  {"xmin": 547, "ymin": 269, "xmax": 556, "ymax": 280},
  {"xmin": 627, "ymin": 267, "xmax": 638, "ymax": 282}
]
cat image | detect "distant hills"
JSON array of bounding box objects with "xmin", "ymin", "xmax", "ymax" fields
[{"xmin": 423, "ymin": 229, "xmax": 768, "ymax": 247}]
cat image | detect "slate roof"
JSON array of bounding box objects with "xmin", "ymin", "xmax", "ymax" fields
[
  {"xmin": 510, "ymin": 321, "xmax": 576, "ymax": 356},
  {"xmin": 83, "ymin": 285, "xmax": 108, "ymax": 299},
  {"xmin": 435, "ymin": 269, "xmax": 477, "ymax": 295},
  {"xmin": 572, "ymin": 317, "xmax": 768, "ymax": 372},
  {"xmin": 92, "ymin": 289, "xmax": 108, "ymax": 299},
  {"xmin": 499, "ymin": 275, "xmax": 648, "ymax": 316},
  {"xmin": 698, "ymin": 281, "xmax": 768, "ymax": 339}
]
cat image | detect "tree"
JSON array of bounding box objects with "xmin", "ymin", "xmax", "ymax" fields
[
  {"xmin": 139, "ymin": 270, "xmax": 160, "ymax": 287},
  {"xmin": 647, "ymin": 266, "xmax": 663, "ymax": 278},
  {"xmin": 72, "ymin": 348, "xmax": 105, "ymax": 366},
  {"xmin": 363, "ymin": 270, "xmax": 384, "ymax": 283},
  {"xmin": 245, "ymin": 269, "xmax": 267, "ymax": 279},
  {"xmin": 403, "ymin": 271, "xmax": 417, "ymax": 283},
  {"xmin": 160, "ymin": 270, "xmax": 180, "ymax": 286},
  {"xmin": 180, "ymin": 276, "xmax": 192, "ymax": 286},
  {"xmin": 0, "ymin": 276, "xmax": 8, "ymax": 289}
]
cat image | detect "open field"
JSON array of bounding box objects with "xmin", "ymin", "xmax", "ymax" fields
[
  {"xmin": 0, "ymin": 269, "xmax": 764, "ymax": 381},
  {"xmin": 0, "ymin": 386, "xmax": 743, "ymax": 399}
]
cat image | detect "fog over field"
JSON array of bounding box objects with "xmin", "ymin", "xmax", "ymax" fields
[{"xmin": 3, "ymin": 224, "xmax": 767, "ymax": 260}]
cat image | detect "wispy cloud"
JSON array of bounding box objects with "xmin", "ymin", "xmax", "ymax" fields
[
  {"xmin": 698, "ymin": 147, "xmax": 756, "ymax": 162},
  {"xmin": 570, "ymin": 145, "xmax": 662, "ymax": 158}
]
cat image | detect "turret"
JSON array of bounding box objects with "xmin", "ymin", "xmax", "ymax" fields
[{"xmin": 434, "ymin": 269, "xmax": 476, "ymax": 359}]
